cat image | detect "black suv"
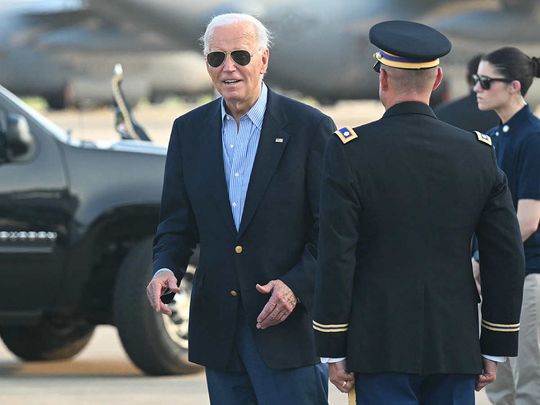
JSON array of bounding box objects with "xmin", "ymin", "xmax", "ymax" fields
[{"xmin": 0, "ymin": 74, "xmax": 197, "ymax": 375}]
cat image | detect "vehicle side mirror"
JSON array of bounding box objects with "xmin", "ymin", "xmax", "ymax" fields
[{"xmin": 0, "ymin": 112, "xmax": 35, "ymax": 163}]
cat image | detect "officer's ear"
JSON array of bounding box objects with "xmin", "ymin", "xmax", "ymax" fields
[
  {"xmin": 380, "ymin": 68, "xmax": 389, "ymax": 91},
  {"xmin": 432, "ymin": 67, "xmax": 443, "ymax": 91}
]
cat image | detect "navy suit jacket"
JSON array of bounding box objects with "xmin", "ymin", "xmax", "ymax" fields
[{"xmin": 153, "ymin": 88, "xmax": 336, "ymax": 370}]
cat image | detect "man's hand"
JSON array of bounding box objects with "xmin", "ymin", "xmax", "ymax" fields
[
  {"xmin": 476, "ymin": 358, "xmax": 497, "ymax": 391},
  {"xmin": 329, "ymin": 360, "xmax": 355, "ymax": 393},
  {"xmin": 146, "ymin": 271, "xmax": 180, "ymax": 316},
  {"xmin": 255, "ymin": 280, "xmax": 297, "ymax": 329}
]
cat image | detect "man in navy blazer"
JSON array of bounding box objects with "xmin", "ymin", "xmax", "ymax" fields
[{"xmin": 146, "ymin": 13, "xmax": 335, "ymax": 405}]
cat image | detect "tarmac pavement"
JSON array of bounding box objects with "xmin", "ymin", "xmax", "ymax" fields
[{"xmin": 0, "ymin": 325, "xmax": 491, "ymax": 405}]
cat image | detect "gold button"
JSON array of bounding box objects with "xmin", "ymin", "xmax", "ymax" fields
[
  {"xmin": 230, "ymin": 290, "xmax": 238, "ymax": 297},
  {"xmin": 235, "ymin": 245, "xmax": 243, "ymax": 254}
]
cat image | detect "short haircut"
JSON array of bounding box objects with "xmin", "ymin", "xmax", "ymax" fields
[
  {"xmin": 201, "ymin": 13, "xmax": 272, "ymax": 55},
  {"xmin": 383, "ymin": 66, "xmax": 438, "ymax": 95}
]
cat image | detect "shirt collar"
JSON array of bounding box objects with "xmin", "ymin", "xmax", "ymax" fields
[
  {"xmin": 220, "ymin": 83, "xmax": 268, "ymax": 130},
  {"xmin": 499, "ymin": 104, "xmax": 532, "ymax": 133}
]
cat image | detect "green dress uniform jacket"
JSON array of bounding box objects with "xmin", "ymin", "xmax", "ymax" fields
[{"xmin": 313, "ymin": 101, "xmax": 525, "ymax": 375}]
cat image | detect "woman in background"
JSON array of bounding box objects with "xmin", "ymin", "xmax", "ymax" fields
[{"xmin": 474, "ymin": 46, "xmax": 540, "ymax": 405}]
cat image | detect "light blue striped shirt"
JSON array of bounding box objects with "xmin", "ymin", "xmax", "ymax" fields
[{"xmin": 221, "ymin": 83, "xmax": 268, "ymax": 230}]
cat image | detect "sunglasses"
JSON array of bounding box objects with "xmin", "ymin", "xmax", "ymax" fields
[
  {"xmin": 472, "ymin": 74, "xmax": 512, "ymax": 90},
  {"xmin": 206, "ymin": 50, "xmax": 253, "ymax": 68},
  {"xmin": 373, "ymin": 61, "xmax": 381, "ymax": 73}
]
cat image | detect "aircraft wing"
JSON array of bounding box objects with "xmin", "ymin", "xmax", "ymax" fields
[{"xmin": 2, "ymin": 0, "xmax": 188, "ymax": 53}]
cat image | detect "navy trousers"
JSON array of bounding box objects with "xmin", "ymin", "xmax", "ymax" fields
[
  {"xmin": 205, "ymin": 312, "xmax": 328, "ymax": 405},
  {"xmin": 354, "ymin": 372, "xmax": 475, "ymax": 405}
]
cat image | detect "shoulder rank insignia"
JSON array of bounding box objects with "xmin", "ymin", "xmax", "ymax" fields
[
  {"xmin": 475, "ymin": 131, "xmax": 492, "ymax": 146},
  {"xmin": 334, "ymin": 127, "xmax": 358, "ymax": 144}
]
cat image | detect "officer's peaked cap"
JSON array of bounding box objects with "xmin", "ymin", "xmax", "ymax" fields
[{"xmin": 369, "ymin": 20, "xmax": 452, "ymax": 70}]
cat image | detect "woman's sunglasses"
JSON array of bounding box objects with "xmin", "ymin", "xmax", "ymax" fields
[
  {"xmin": 206, "ymin": 50, "xmax": 253, "ymax": 68},
  {"xmin": 472, "ymin": 74, "xmax": 512, "ymax": 90}
]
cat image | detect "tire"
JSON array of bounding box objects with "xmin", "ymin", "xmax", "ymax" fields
[
  {"xmin": 45, "ymin": 93, "xmax": 66, "ymax": 110},
  {"xmin": 0, "ymin": 318, "xmax": 94, "ymax": 361},
  {"xmin": 45, "ymin": 83, "xmax": 74, "ymax": 110},
  {"xmin": 113, "ymin": 237, "xmax": 200, "ymax": 375}
]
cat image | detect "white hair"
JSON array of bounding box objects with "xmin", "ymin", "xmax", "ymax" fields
[{"xmin": 201, "ymin": 13, "xmax": 272, "ymax": 55}]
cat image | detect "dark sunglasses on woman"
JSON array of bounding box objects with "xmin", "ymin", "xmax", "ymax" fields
[
  {"xmin": 472, "ymin": 74, "xmax": 513, "ymax": 90},
  {"xmin": 206, "ymin": 50, "xmax": 253, "ymax": 68}
]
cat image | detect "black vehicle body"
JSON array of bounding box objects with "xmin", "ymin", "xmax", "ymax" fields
[{"xmin": 0, "ymin": 83, "xmax": 196, "ymax": 375}]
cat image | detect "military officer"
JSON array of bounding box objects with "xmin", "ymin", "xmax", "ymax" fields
[{"xmin": 313, "ymin": 20, "xmax": 525, "ymax": 404}]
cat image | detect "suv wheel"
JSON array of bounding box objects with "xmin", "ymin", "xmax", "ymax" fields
[
  {"xmin": 0, "ymin": 318, "xmax": 94, "ymax": 361},
  {"xmin": 113, "ymin": 237, "xmax": 200, "ymax": 375}
]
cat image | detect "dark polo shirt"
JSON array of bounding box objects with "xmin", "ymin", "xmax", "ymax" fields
[{"xmin": 488, "ymin": 105, "xmax": 540, "ymax": 274}]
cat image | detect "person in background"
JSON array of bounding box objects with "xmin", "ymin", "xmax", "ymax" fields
[
  {"xmin": 474, "ymin": 46, "xmax": 540, "ymax": 405},
  {"xmin": 434, "ymin": 54, "xmax": 498, "ymax": 132},
  {"xmin": 146, "ymin": 13, "xmax": 335, "ymax": 405},
  {"xmin": 314, "ymin": 21, "xmax": 525, "ymax": 404}
]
